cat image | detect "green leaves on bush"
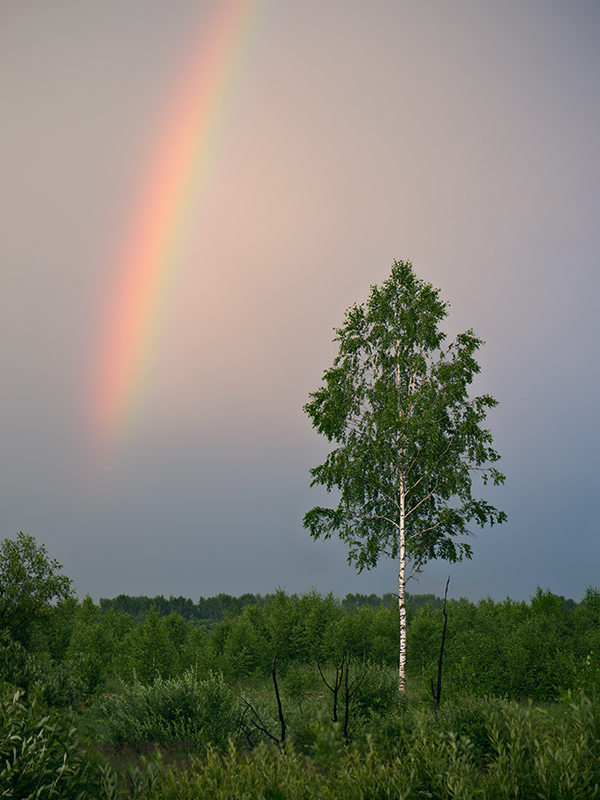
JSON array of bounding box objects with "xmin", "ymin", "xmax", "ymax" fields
[
  {"xmin": 486, "ymin": 694, "xmax": 600, "ymax": 799},
  {"xmin": 3, "ymin": 674, "xmax": 599, "ymax": 800},
  {"xmin": 407, "ymin": 588, "xmax": 600, "ymax": 703},
  {"xmin": 0, "ymin": 682, "xmax": 96, "ymax": 799},
  {"xmin": 0, "ymin": 631, "xmax": 85, "ymax": 710},
  {"xmin": 90, "ymin": 671, "xmax": 240, "ymax": 751},
  {"xmin": 130, "ymin": 694, "xmax": 600, "ymax": 799}
]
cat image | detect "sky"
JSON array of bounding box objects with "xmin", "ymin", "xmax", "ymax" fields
[{"xmin": 1, "ymin": 1, "xmax": 598, "ymax": 605}]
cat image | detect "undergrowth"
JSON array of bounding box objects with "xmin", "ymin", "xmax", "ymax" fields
[{"xmin": 2, "ymin": 677, "xmax": 599, "ymax": 799}]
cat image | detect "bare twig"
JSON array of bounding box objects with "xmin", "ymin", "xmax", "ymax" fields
[{"xmin": 431, "ymin": 576, "xmax": 450, "ymax": 716}]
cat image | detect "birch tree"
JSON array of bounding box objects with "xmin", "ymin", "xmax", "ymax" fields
[{"xmin": 303, "ymin": 261, "xmax": 506, "ymax": 691}]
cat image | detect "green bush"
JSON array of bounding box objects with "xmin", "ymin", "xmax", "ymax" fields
[
  {"xmin": 143, "ymin": 699, "xmax": 599, "ymax": 800},
  {"xmin": 90, "ymin": 671, "xmax": 241, "ymax": 751},
  {"xmin": 33, "ymin": 656, "xmax": 87, "ymax": 710},
  {"xmin": 572, "ymin": 651, "xmax": 600, "ymax": 700},
  {"xmin": 0, "ymin": 532, "xmax": 73, "ymax": 649},
  {"xmin": 0, "ymin": 631, "xmax": 85, "ymax": 709},
  {"xmin": 66, "ymin": 598, "xmax": 133, "ymax": 695},
  {"xmin": 0, "ymin": 681, "xmax": 98, "ymax": 798},
  {"xmin": 282, "ymin": 662, "xmax": 320, "ymax": 706},
  {"xmin": 0, "ymin": 631, "xmax": 37, "ymax": 689},
  {"xmin": 4, "ymin": 678, "xmax": 592, "ymax": 800},
  {"xmin": 352, "ymin": 662, "xmax": 399, "ymax": 716},
  {"xmin": 409, "ymin": 590, "xmax": 600, "ymax": 704},
  {"xmin": 486, "ymin": 693, "xmax": 600, "ymax": 799},
  {"xmin": 420, "ymin": 692, "xmax": 506, "ymax": 760}
]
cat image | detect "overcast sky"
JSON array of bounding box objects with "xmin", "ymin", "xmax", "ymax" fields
[{"xmin": 1, "ymin": 1, "xmax": 598, "ymax": 605}]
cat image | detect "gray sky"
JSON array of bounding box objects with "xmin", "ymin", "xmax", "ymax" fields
[{"xmin": 1, "ymin": 1, "xmax": 598, "ymax": 604}]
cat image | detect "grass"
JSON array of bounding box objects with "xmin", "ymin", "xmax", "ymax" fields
[
  {"xmin": 2, "ymin": 670, "xmax": 599, "ymax": 799},
  {"xmin": 92, "ymin": 693, "xmax": 599, "ymax": 800}
]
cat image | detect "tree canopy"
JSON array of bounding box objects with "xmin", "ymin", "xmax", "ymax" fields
[
  {"xmin": 0, "ymin": 532, "xmax": 73, "ymax": 646},
  {"xmin": 303, "ymin": 260, "xmax": 506, "ymax": 689}
]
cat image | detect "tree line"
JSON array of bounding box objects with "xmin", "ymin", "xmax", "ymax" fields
[
  {"xmin": 1, "ymin": 534, "xmax": 598, "ymax": 708},
  {"xmin": 67, "ymin": 585, "xmax": 600, "ymax": 703},
  {"xmin": 98, "ymin": 590, "xmax": 435, "ymax": 625}
]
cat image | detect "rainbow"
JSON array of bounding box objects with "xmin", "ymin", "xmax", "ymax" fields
[{"xmin": 91, "ymin": 0, "xmax": 266, "ymax": 448}]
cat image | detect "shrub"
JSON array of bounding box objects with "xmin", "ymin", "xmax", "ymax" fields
[
  {"xmin": 0, "ymin": 681, "xmax": 98, "ymax": 798},
  {"xmin": 33, "ymin": 655, "xmax": 87, "ymax": 710},
  {"xmin": 351, "ymin": 662, "xmax": 399, "ymax": 716},
  {"xmin": 90, "ymin": 670, "xmax": 241, "ymax": 751},
  {"xmin": 282, "ymin": 663, "xmax": 320, "ymax": 706},
  {"xmin": 0, "ymin": 631, "xmax": 85, "ymax": 709},
  {"xmin": 418, "ymin": 693, "xmax": 505, "ymax": 761},
  {"xmin": 486, "ymin": 693, "xmax": 600, "ymax": 799}
]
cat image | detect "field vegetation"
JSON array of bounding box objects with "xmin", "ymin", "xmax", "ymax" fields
[{"xmin": 1, "ymin": 534, "xmax": 599, "ymax": 798}]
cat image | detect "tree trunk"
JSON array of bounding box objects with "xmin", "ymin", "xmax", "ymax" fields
[
  {"xmin": 272, "ymin": 657, "xmax": 286, "ymax": 743},
  {"xmin": 396, "ymin": 349, "xmax": 408, "ymax": 694},
  {"xmin": 431, "ymin": 576, "xmax": 450, "ymax": 715},
  {"xmin": 398, "ymin": 478, "xmax": 407, "ymax": 693}
]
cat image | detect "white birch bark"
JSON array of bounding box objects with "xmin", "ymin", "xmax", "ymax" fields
[
  {"xmin": 396, "ymin": 344, "xmax": 408, "ymax": 693},
  {"xmin": 398, "ymin": 476, "xmax": 407, "ymax": 692},
  {"xmin": 395, "ymin": 344, "xmax": 408, "ymax": 692}
]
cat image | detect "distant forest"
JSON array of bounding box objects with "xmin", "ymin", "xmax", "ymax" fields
[
  {"xmin": 97, "ymin": 588, "xmax": 581, "ymax": 642},
  {"xmin": 99, "ymin": 590, "xmax": 454, "ymax": 628}
]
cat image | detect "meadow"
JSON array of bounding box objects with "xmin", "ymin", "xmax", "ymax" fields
[{"xmin": 1, "ymin": 581, "xmax": 599, "ymax": 798}]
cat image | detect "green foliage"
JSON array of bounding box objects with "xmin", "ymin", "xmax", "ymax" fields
[
  {"xmin": 100, "ymin": 591, "xmax": 279, "ymax": 629},
  {"xmin": 419, "ymin": 693, "xmax": 506, "ymax": 760},
  {"xmin": 571, "ymin": 587, "xmax": 600, "ymax": 700},
  {"xmin": 66, "ymin": 597, "xmax": 211, "ymax": 695},
  {"xmin": 108, "ymin": 694, "xmax": 598, "ymax": 799},
  {"xmin": 407, "ymin": 588, "xmax": 600, "ymax": 703},
  {"xmin": 0, "ymin": 631, "xmax": 85, "ymax": 710},
  {"xmin": 43, "ymin": 584, "xmax": 598, "ymax": 707},
  {"xmin": 0, "ymin": 631, "xmax": 37, "ymax": 689},
  {"xmin": 40, "ymin": 596, "xmax": 80, "ymax": 662},
  {"xmin": 67, "ymin": 598, "xmax": 134, "ymax": 695},
  {"xmin": 0, "ymin": 529, "xmax": 593, "ymax": 717},
  {"xmin": 486, "ymin": 694, "xmax": 600, "ymax": 799},
  {"xmin": 282, "ymin": 663, "xmax": 320, "ymax": 705},
  {"xmin": 303, "ymin": 260, "xmax": 505, "ymax": 573},
  {"xmin": 2, "ymin": 665, "xmax": 599, "ymax": 799},
  {"xmin": 30, "ymin": 657, "xmax": 87, "ymax": 711},
  {"xmin": 89, "ymin": 671, "xmax": 241, "ymax": 751},
  {"xmin": 210, "ymin": 609, "xmax": 271, "ymax": 681},
  {"xmin": 0, "ymin": 532, "xmax": 73, "ymax": 647},
  {"xmin": 351, "ymin": 662, "xmax": 399, "ymax": 716},
  {"xmin": 12, "ymin": 538, "xmax": 598, "ymax": 795},
  {"xmin": 206, "ymin": 589, "xmax": 374, "ymax": 683},
  {"xmin": 122, "ymin": 605, "xmax": 178, "ymax": 684},
  {"xmin": 0, "ymin": 681, "xmax": 98, "ymax": 798},
  {"xmin": 572, "ymin": 652, "xmax": 600, "ymax": 701}
]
